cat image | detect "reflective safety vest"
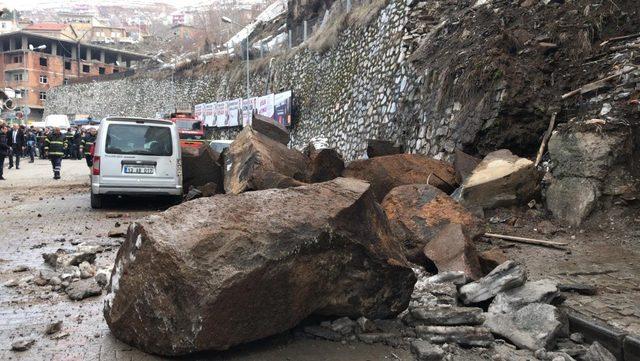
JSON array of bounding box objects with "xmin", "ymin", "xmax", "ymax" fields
[
  {"xmin": 45, "ymin": 133, "xmax": 67, "ymax": 157},
  {"xmin": 81, "ymin": 134, "xmax": 96, "ymax": 155}
]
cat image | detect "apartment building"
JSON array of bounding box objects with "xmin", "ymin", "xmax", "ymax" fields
[{"xmin": 0, "ymin": 30, "xmax": 147, "ymax": 121}]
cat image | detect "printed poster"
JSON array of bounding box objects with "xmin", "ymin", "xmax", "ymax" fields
[
  {"xmin": 257, "ymin": 93, "xmax": 274, "ymax": 118},
  {"xmin": 204, "ymin": 103, "xmax": 216, "ymax": 126},
  {"xmin": 241, "ymin": 97, "xmax": 257, "ymax": 126},
  {"xmin": 215, "ymin": 102, "xmax": 228, "ymax": 127},
  {"xmin": 272, "ymin": 91, "xmax": 292, "ymax": 127},
  {"xmin": 194, "ymin": 103, "xmax": 204, "ymax": 121},
  {"xmin": 226, "ymin": 98, "xmax": 241, "ymax": 127}
]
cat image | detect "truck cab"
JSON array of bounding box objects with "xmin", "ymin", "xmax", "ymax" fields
[{"xmin": 167, "ymin": 112, "xmax": 205, "ymax": 149}]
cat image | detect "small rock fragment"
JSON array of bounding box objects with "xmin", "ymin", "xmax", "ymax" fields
[
  {"xmin": 66, "ymin": 278, "xmax": 102, "ymax": 301},
  {"xmin": 584, "ymin": 341, "xmax": 616, "ymax": 361},
  {"xmin": 303, "ymin": 325, "xmax": 342, "ymax": 341},
  {"xmin": 45, "ymin": 320, "xmax": 63, "ymax": 335},
  {"xmin": 11, "ymin": 339, "xmax": 35, "ymax": 351},
  {"xmin": 415, "ymin": 326, "xmax": 494, "ymax": 347},
  {"xmin": 410, "ymin": 340, "xmax": 445, "ymax": 361},
  {"xmin": 356, "ymin": 316, "xmax": 377, "ymax": 333}
]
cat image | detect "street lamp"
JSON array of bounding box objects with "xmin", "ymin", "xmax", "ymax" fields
[{"xmin": 222, "ymin": 16, "xmax": 250, "ymax": 99}]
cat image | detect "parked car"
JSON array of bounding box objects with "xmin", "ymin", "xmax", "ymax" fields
[
  {"xmin": 90, "ymin": 117, "xmax": 183, "ymax": 208},
  {"xmin": 209, "ymin": 139, "xmax": 234, "ymax": 154}
]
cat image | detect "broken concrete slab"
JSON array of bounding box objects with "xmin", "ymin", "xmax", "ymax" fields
[
  {"xmin": 181, "ymin": 143, "xmax": 223, "ymax": 194},
  {"xmin": 459, "ymin": 260, "xmax": 527, "ymax": 305},
  {"xmin": 343, "ymin": 154, "xmax": 457, "ymax": 202},
  {"xmin": 224, "ymin": 126, "xmax": 309, "ymax": 194},
  {"xmin": 460, "ymin": 149, "xmax": 541, "ymax": 209},
  {"xmin": 488, "ymin": 279, "xmax": 560, "ymax": 314},
  {"xmin": 66, "ymin": 278, "xmax": 102, "ymax": 301},
  {"xmin": 409, "ymin": 305, "xmax": 484, "ymax": 326},
  {"xmin": 484, "ymin": 303, "xmax": 568, "ymax": 350},
  {"xmin": 103, "ymin": 178, "xmax": 415, "ymax": 356},
  {"xmin": 415, "ymin": 325, "xmax": 494, "ymax": 347},
  {"xmin": 423, "ymin": 223, "xmax": 484, "ymax": 280},
  {"xmin": 252, "ymin": 113, "xmax": 290, "ymax": 145},
  {"xmin": 381, "ymin": 184, "xmax": 482, "ymax": 265},
  {"xmin": 546, "ymin": 177, "xmax": 600, "ymax": 227},
  {"xmin": 366, "ymin": 139, "xmax": 403, "ymax": 158}
]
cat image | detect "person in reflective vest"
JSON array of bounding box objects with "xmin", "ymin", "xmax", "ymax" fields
[
  {"xmin": 81, "ymin": 128, "xmax": 97, "ymax": 168},
  {"xmin": 44, "ymin": 127, "xmax": 67, "ymax": 180}
]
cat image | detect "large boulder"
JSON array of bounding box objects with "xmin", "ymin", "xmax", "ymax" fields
[
  {"xmin": 251, "ymin": 113, "xmax": 290, "ymax": 145},
  {"xmin": 546, "ymin": 177, "xmax": 600, "ymax": 226},
  {"xmin": 460, "ymin": 149, "xmax": 541, "ymax": 209},
  {"xmin": 343, "ymin": 154, "xmax": 457, "ymax": 202},
  {"xmin": 381, "ymin": 184, "xmax": 482, "ymax": 265},
  {"xmin": 103, "ymin": 178, "xmax": 416, "ymax": 356},
  {"xmin": 423, "ymin": 223, "xmax": 484, "ymax": 280},
  {"xmin": 306, "ymin": 144, "xmax": 345, "ymax": 183},
  {"xmin": 366, "ymin": 139, "xmax": 403, "ymax": 158},
  {"xmin": 453, "ymin": 149, "xmax": 481, "ymax": 184},
  {"xmin": 224, "ymin": 127, "xmax": 309, "ymax": 194},
  {"xmin": 181, "ymin": 144, "xmax": 223, "ymax": 193}
]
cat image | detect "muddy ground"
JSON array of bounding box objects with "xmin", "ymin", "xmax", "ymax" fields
[{"xmin": 0, "ymin": 158, "xmax": 638, "ymax": 360}]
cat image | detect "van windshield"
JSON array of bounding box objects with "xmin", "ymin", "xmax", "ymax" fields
[{"xmin": 106, "ymin": 124, "xmax": 173, "ymax": 156}]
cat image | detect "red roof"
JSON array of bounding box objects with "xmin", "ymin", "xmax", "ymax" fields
[{"xmin": 25, "ymin": 23, "xmax": 68, "ymax": 31}]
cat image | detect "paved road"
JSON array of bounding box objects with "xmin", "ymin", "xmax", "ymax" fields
[{"xmin": 0, "ymin": 159, "xmax": 413, "ymax": 361}]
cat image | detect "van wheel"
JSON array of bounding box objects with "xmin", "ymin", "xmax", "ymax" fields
[{"xmin": 91, "ymin": 193, "xmax": 103, "ymax": 209}]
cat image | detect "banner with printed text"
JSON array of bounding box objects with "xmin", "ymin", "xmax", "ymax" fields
[
  {"xmin": 204, "ymin": 103, "xmax": 216, "ymax": 126},
  {"xmin": 272, "ymin": 91, "xmax": 292, "ymax": 127},
  {"xmin": 241, "ymin": 97, "xmax": 257, "ymax": 126},
  {"xmin": 194, "ymin": 104, "xmax": 204, "ymax": 121},
  {"xmin": 257, "ymin": 93, "xmax": 275, "ymax": 118},
  {"xmin": 226, "ymin": 98, "xmax": 241, "ymax": 127},
  {"xmin": 215, "ymin": 102, "xmax": 228, "ymax": 127}
]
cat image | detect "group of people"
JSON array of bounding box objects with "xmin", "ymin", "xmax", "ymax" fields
[{"xmin": 0, "ymin": 122, "xmax": 97, "ymax": 180}]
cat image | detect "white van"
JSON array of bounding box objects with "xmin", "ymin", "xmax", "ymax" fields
[
  {"xmin": 90, "ymin": 117, "xmax": 183, "ymax": 208},
  {"xmin": 44, "ymin": 114, "xmax": 71, "ymax": 131}
]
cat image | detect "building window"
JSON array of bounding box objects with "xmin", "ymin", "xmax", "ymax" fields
[
  {"xmin": 39, "ymin": 57, "xmax": 48, "ymax": 67},
  {"xmin": 39, "ymin": 75, "xmax": 48, "ymax": 84},
  {"xmin": 12, "ymin": 73, "xmax": 23, "ymax": 81},
  {"xmin": 82, "ymin": 64, "xmax": 90, "ymax": 73},
  {"xmin": 63, "ymin": 78, "xmax": 69, "ymax": 85},
  {"xmin": 12, "ymin": 55, "xmax": 22, "ymax": 63},
  {"xmin": 64, "ymin": 61, "xmax": 71, "ymax": 70},
  {"xmin": 99, "ymin": 67, "xmax": 105, "ymax": 75},
  {"xmin": 39, "ymin": 92, "xmax": 47, "ymax": 100}
]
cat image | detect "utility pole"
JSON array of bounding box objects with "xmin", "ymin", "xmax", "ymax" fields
[{"xmin": 222, "ymin": 16, "xmax": 250, "ymax": 99}]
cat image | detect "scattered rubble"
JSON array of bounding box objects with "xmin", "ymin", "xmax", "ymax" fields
[
  {"xmin": 584, "ymin": 341, "xmax": 616, "ymax": 361},
  {"xmin": 459, "ymin": 260, "xmax": 527, "ymax": 305},
  {"xmin": 460, "ymin": 149, "xmax": 541, "ymax": 210},
  {"xmin": 410, "ymin": 340, "xmax": 444, "ymax": 361},
  {"xmin": 66, "ymin": 278, "xmax": 102, "ymax": 301},
  {"xmin": 104, "ymin": 178, "xmax": 415, "ymax": 355},
  {"xmin": 487, "ymin": 279, "xmax": 561, "ymax": 314}
]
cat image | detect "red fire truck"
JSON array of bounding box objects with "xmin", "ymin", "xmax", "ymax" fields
[{"xmin": 165, "ymin": 111, "xmax": 205, "ymax": 149}]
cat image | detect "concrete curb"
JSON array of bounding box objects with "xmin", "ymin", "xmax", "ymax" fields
[{"xmin": 565, "ymin": 308, "xmax": 640, "ymax": 361}]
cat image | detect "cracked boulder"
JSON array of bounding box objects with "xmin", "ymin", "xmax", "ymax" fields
[
  {"xmin": 103, "ymin": 178, "xmax": 416, "ymax": 356},
  {"xmin": 488, "ymin": 279, "xmax": 560, "ymax": 314},
  {"xmin": 223, "ymin": 126, "xmax": 309, "ymax": 194},
  {"xmin": 306, "ymin": 145, "xmax": 345, "ymax": 183},
  {"xmin": 343, "ymin": 154, "xmax": 457, "ymax": 202},
  {"xmin": 381, "ymin": 184, "xmax": 482, "ymax": 266},
  {"xmin": 460, "ymin": 149, "xmax": 541, "ymax": 209}
]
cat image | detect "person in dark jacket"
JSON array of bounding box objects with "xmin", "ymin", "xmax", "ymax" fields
[
  {"xmin": 25, "ymin": 128, "xmax": 37, "ymax": 163},
  {"xmin": 45, "ymin": 127, "xmax": 67, "ymax": 179},
  {"xmin": 0, "ymin": 125, "xmax": 9, "ymax": 180},
  {"xmin": 81, "ymin": 128, "xmax": 97, "ymax": 167},
  {"xmin": 72, "ymin": 129, "xmax": 82, "ymax": 160},
  {"xmin": 7, "ymin": 124, "xmax": 24, "ymax": 169}
]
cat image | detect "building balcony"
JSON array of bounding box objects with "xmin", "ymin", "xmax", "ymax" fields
[{"xmin": 3, "ymin": 63, "xmax": 26, "ymax": 71}]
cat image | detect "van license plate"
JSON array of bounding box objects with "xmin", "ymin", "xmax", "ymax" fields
[{"xmin": 123, "ymin": 166, "xmax": 155, "ymax": 175}]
